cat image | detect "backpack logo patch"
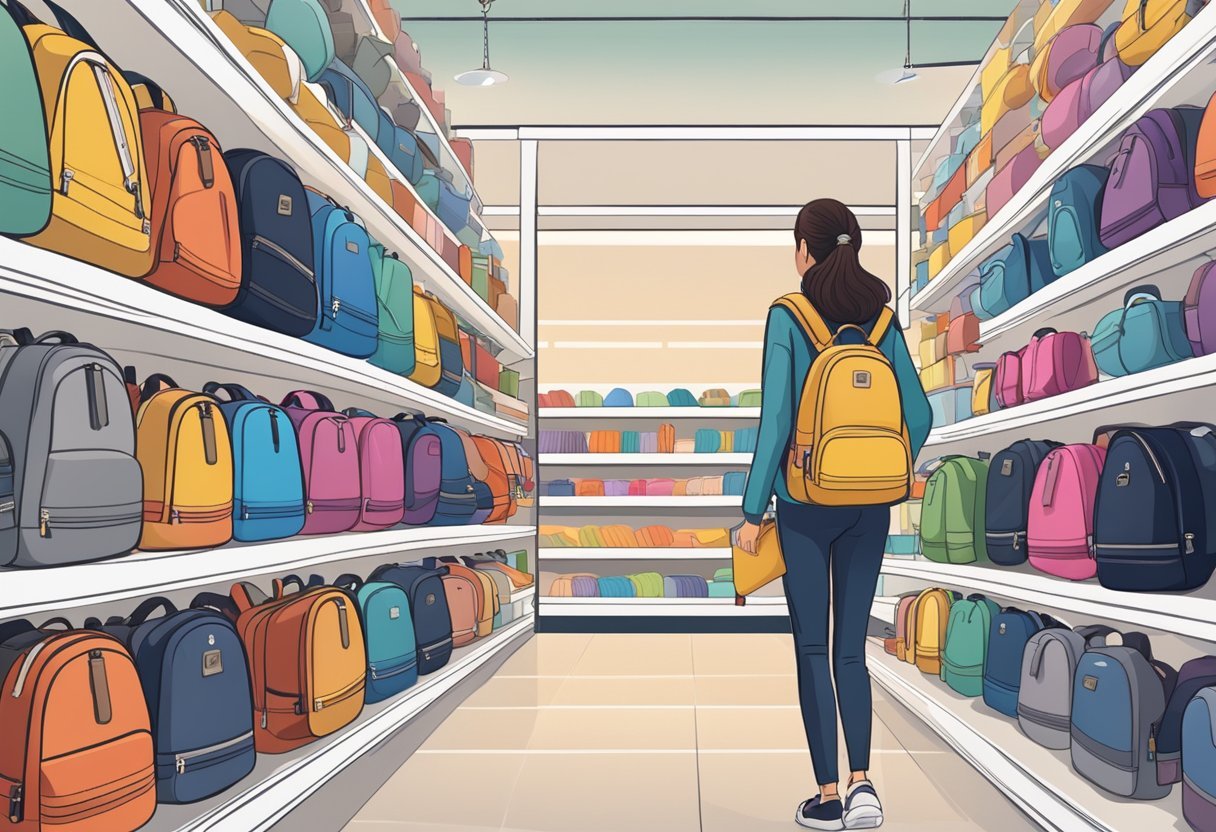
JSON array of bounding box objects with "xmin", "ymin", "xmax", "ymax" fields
[
  {"xmin": 1001, "ymin": 459, "xmax": 1013, "ymax": 476},
  {"xmin": 203, "ymin": 649, "xmax": 223, "ymax": 677},
  {"xmin": 389, "ymin": 606, "xmax": 401, "ymax": 619},
  {"xmin": 853, "ymin": 370, "xmax": 871, "ymax": 389},
  {"xmin": 1083, "ymin": 675, "xmax": 1098, "ymax": 691},
  {"xmin": 1116, "ymin": 463, "xmax": 1131, "ymax": 488},
  {"xmin": 425, "ymin": 593, "xmax": 436, "ymax": 606},
  {"xmin": 346, "ymin": 240, "xmax": 360, "ymax": 254},
  {"xmin": 277, "ymin": 195, "xmax": 293, "ymax": 216}
]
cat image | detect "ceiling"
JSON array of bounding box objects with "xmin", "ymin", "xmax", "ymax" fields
[{"xmin": 391, "ymin": 0, "xmax": 1017, "ymax": 127}]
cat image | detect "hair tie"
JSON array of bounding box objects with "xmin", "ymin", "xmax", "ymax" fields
[{"xmin": 836, "ymin": 234, "xmax": 852, "ymax": 246}]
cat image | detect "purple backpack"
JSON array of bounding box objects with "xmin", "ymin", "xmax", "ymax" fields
[
  {"xmin": 539, "ymin": 430, "xmax": 589, "ymax": 454},
  {"xmin": 1186, "ymin": 262, "xmax": 1216, "ymax": 356},
  {"xmin": 604, "ymin": 479, "xmax": 631, "ymax": 497},
  {"xmin": 571, "ymin": 575, "xmax": 600, "ymax": 597},
  {"xmin": 1099, "ymin": 107, "xmax": 1207, "ymax": 248},
  {"xmin": 342, "ymin": 409, "xmax": 405, "ymax": 532},
  {"xmin": 389, "ymin": 412, "xmax": 443, "ymax": 525},
  {"xmin": 1041, "ymin": 26, "xmax": 1133, "ymax": 151},
  {"xmin": 281, "ymin": 391, "xmax": 361, "ymax": 534},
  {"xmin": 1157, "ymin": 656, "xmax": 1216, "ymax": 786}
]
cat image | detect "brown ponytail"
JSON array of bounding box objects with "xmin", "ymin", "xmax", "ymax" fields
[{"xmin": 795, "ymin": 198, "xmax": 891, "ymax": 324}]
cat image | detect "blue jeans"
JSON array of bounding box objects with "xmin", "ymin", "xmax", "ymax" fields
[{"xmin": 777, "ymin": 499, "xmax": 888, "ymax": 786}]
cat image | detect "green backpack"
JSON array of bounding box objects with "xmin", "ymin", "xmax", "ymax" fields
[
  {"xmin": 576, "ymin": 390, "xmax": 604, "ymax": 407},
  {"xmin": 636, "ymin": 391, "xmax": 669, "ymax": 407},
  {"xmin": 0, "ymin": 4, "xmax": 51, "ymax": 235},
  {"xmin": 265, "ymin": 0, "xmax": 335, "ymax": 82},
  {"xmin": 920, "ymin": 455, "xmax": 989, "ymax": 564},
  {"xmin": 736, "ymin": 389, "xmax": 762, "ymax": 407},
  {"xmin": 630, "ymin": 572, "xmax": 664, "ymax": 598},
  {"xmin": 940, "ymin": 594, "xmax": 1000, "ymax": 697},
  {"xmin": 499, "ymin": 368, "xmax": 520, "ymax": 398},
  {"xmin": 471, "ymin": 254, "xmax": 492, "ymax": 300},
  {"xmin": 368, "ymin": 242, "xmax": 416, "ymax": 375}
]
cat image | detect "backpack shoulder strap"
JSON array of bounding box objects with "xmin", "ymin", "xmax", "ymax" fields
[
  {"xmin": 771, "ymin": 294, "xmax": 833, "ymax": 351},
  {"xmin": 869, "ymin": 307, "xmax": 897, "ymax": 345}
]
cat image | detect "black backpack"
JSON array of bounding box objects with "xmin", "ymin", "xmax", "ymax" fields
[{"xmin": 985, "ymin": 439, "xmax": 1061, "ymax": 565}]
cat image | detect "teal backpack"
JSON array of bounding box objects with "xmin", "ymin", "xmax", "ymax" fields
[
  {"xmin": 940, "ymin": 594, "xmax": 1000, "ymax": 697},
  {"xmin": 576, "ymin": 390, "xmax": 604, "ymax": 407},
  {"xmin": 694, "ymin": 429, "xmax": 722, "ymax": 453},
  {"xmin": 368, "ymin": 242, "xmax": 416, "ymax": 375},
  {"xmin": 265, "ymin": 0, "xmax": 335, "ymax": 82},
  {"xmin": 332, "ymin": 574, "xmax": 418, "ymax": 703},
  {"xmin": 667, "ymin": 388, "xmax": 698, "ymax": 407},
  {"xmin": 636, "ymin": 391, "xmax": 669, "ymax": 407},
  {"xmin": 0, "ymin": 3, "xmax": 51, "ymax": 235},
  {"xmin": 621, "ymin": 431, "xmax": 641, "ymax": 454},
  {"xmin": 920, "ymin": 455, "xmax": 989, "ymax": 564}
]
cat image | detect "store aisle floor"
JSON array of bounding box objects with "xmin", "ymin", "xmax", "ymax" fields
[{"xmin": 343, "ymin": 633, "xmax": 1038, "ymax": 832}]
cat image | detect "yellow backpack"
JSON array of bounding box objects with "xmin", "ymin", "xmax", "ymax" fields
[
  {"xmin": 134, "ymin": 374, "xmax": 234, "ymax": 551},
  {"xmin": 407, "ymin": 284, "xmax": 442, "ymax": 387},
  {"xmin": 22, "ymin": 20, "xmax": 153, "ymax": 276},
  {"xmin": 908, "ymin": 588, "xmax": 956, "ymax": 675},
  {"xmin": 775, "ymin": 294, "xmax": 912, "ymax": 507}
]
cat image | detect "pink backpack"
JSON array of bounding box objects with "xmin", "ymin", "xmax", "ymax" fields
[
  {"xmin": 646, "ymin": 479, "xmax": 675, "ymax": 497},
  {"xmin": 995, "ymin": 346, "xmax": 1029, "ymax": 408},
  {"xmin": 1021, "ymin": 328, "xmax": 1098, "ymax": 401},
  {"xmin": 629, "ymin": 479, "xmax": 649, "ymax": 496},
  {"xmin": 343, "ymin": 409, "xmax": 406, "ymax": 531},
  {"xmin": 281, "ymin": 391, "xmax": 361, "ymax": 535},
  {"xmin": 987, "ymin": 145, "xmax": 1044, "ymax": 217},
  {"xmin": 1027, "ymin": 444, "xmax": 1106, "ymax": 580}
]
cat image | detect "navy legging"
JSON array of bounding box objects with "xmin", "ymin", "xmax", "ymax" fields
[{"xmin": 777, "ymin": 499, "xmax": 888, "ymax": 786}]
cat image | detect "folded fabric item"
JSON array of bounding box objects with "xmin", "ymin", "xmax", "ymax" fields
[
  {"xmin": 576, "ymin": 390, "xmax": 604, "ymax": 407},
  {"xmin": 605, "ymin": 479, "xmax": 631, "ymax": 496},
  {"xmin": 639, "ymin": 431, "xmax": 659, "ymax": 453},
  {"xmin": 628, "ymin": 479, "xmax": 648, "ymax": 496},
  {"xmin": 719, "ymin": 431, "xmax": 734, "ymax": 453},
  {"xmin": 637, "ymin": 526, "xmax": 676, "ymax": 547},
  {"xmin": 572, "ymin": 575, "xmax": 601, "ymax": 597},
  {"xmin": 667, "ymin": 388, "xmax": 698, "ymax": 406},
  {"xmin": 733, "ymin": 428, "xmax": 759, "ymax": 453},
  {"xmin": 578, "ymin": 525, "xmax": 605, "ymax": 547},
  {"xmin": 680, "ymin": 528, "xmax": 731, "ymax": 548},
  {"xmin": 646, "ymin": 479, "xmax": 676, "ymax": 496},
  {"xmin": 589, "ymin": 430, "xmax": 622, "ymax": 453},
  {"xmin": 621, "ymin": 430, "xmax": 641, "ymax": 453},
  {"xmin": 674, "ymin": 438, "xmax": 695, "ymax": 453},
  {"xmin": 735, "ymin": 389, "xmax": 762, "ymax": 407},
  {"xmin": 576, "ymin": 479, "xmax": 605, "ymax": 497},
  {"xmin": 659, "ymin": 424, "xmax": 676, "ymax": 453},
  {"xmin": 604, "ymin": 387, "xmax": 634, "ymax": 407},
  {"xmin": 636, "ymin": 391, "xmax": 669, "ymax": 407},
  {"xmin": 546, "ymin": 389, "xmax": 575, "ymax": 407},
  {"xmin": 699, "ymin": 388, "xmax": 732, "ymax": 407},
  {"xmin": 540, "ymin": 430, "xmax": 589, "ymax": 454},
  {"xmin": 707, "ymin": 567, "xmax": 735, "ymax": 598},
  {"xmin": 629, "ymin": 572, "xmax": 665, "ymax": 598},
  {"xmin": 598, "ymin": 576, "xmax": 635, "ymax": 597},
  {"xmin": 545, "ymin": 479, "xmax": 576, "ymax": 497},
  {"xmin": 599, "ymin": 525, "xmax": 640, "ymax": 547},
  {"xmin": 695, "ymin": 429, "xmax": 722, "ymax": 453},
  {"xmin": 664, "ymin": 575, "xmax": 709, "ymax": 598},
  {"xmin": 539, "ymin": 525, "xmax": 579, "ymax": 547},
  {"xmin": 723, "ymin": 472, "xmax": 748, "ymax": 495}
]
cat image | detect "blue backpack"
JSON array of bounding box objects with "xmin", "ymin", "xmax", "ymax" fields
[
  {"xmin": 604, "ymin": 387, "xmax": 634, "ymax": 407},
  {"xmin": 970, "ymin": 234, "xmax": 1055, "ymax": 320},
  {"xmin": 695, "ymin": 429, "xmax": 722, "ymax": 453},
  {"xmin": 984, "ymin": 439, "xmax": 1060, "ymax": 565},
  {"xmin": 417, "ymin": 170, "xmax": 472, "ymax": 234},
  {"xmin": 982, "ymin": 607, "xmax": 1059, "ymax": 717},
  {"xmin": 954, "ymin": 122, "xmax": 981, "ymax": 157},
  {"xmin": 733, "ymin": 427, "xmax": 759, "ymax": 453},
  {"xmin": 598, "ymin": 576, "xmax": 636, "ymax": 597},
  {"xmin": 414, "ymin": 414, "xmax": 477, "ymax": 525},
  {"xmin": 1156, "ymin": 657, "xmax": 1216, "ymax": 788},
  {"xmin": 386, "ymin": 120, "xmax": 423, "ymax": 185},
  {"xmin": 90, "ymin": 597, "xmax": 255, "ymax": 804},
  {"xmin": 940, "ymin": 594, "xmax": 1000, "ymax": 697},
  {"xmin": 332, "ymin": 574, "xmax": 418, "ymax": 703},
  {"xmin": 915, "ymin": 260, "xmax": 930, "ymax": 293},
  {"xmin": 1182, "ymin": 686, "xmax": 1216, "ymax": 825},
  {"xmin": 723, "ymin": 472, "xmax": 747, "ymax": 495},
  {"xmin": 221, "ymin": 150, "xmax": 318, "ymax": 337},
  {"xmin": 1090, "ymin": 284, "xmax": 1193, "ymax": 377},
  {"xmin": 318, "ymin": 59, "xmax": 386, "ymax": 146},
  {"xmin": 1048, "ymin": 164, "xmax": 1110, "ymax": 277},
  {"xmin": 667, "ymin": 388, "xmax": 698, "ymax": 407},
  {"xmin": 204, "ymin": 382, "xmax": 306, "ymax": 542},
  {"xmin": 303, "ymin": 190, "xmax": 379, "ymax": 357},
  {"xmin": 369, "ymin": 562, "xmax": 453, "ymax": 675},
  {"xmin": 1094, "ymin": 423, "xmax": 1216, "ymax": 593}
]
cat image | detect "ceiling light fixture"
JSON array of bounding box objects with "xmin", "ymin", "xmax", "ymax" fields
[
  {"xmin": 895, "ymin": 0, "xmax": 918, "ymax": 84},
  {"xmin": 456, "ymin": 0, "xmax": 509, "ymax": 86}
]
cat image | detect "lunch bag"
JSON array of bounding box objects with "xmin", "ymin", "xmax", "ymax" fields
[{"xmin": 1090, "ymin": 285, "xmax": 1193, "ymax": 376}]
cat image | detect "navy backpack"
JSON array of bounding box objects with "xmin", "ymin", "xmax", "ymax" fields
[
  {"xmin": 1047, "ymin": 164, "xmax": 1110, "ymax": 278},
  {"xmin": 1094, "ymin": 423, "xmax": 1216, "ymax": 592},
  {"xmin": 984, "ymin": 439, "xmax": 1060, "ymax": 565},
  {"xmin": 303, "ymin": 190, "xmax": 379, "ymax": 357},
  {"xmin": 982, "ymin": 607, "xmax": 1061, "ymax": 717},
  {"xmin": 204, "ymin": 382, "xmax": 306, "ymax": 542},
  {"xmin": 221, "ymin": 150, "xmax": 318, "ymax": 337},
  {"xmin": 369, "ymin": 562, "xmax": 454, "ymax": 675},
  {"xmin": 412, "ymin": 414, "xmax": 478, "ymax": 526},
  {"xmin": 390, "ymin": 412, "xmax": 443, "ymax": 525},
  {"xmin": 88, "ymin": 597, "xmax": 255, "ymax": 804}
]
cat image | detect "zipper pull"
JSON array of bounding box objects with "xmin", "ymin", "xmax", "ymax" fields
[
  {"xmin": 1012, "ymin": 531, "xmax": 1020, "ymax": 551},
  {"xmin": 171, "ymin": 508, "xmax": 181, "ymax": 524},
  {"xmin": 60, "ymin": 168, "xmax": 73, "ymax": 195},
  {"xmin": 242, "ymin": 506, "xmax": 249, "ymax": 521},
  {"xmin": 39, "ymin": 508, "xmax": 50, "ymax": 538},
  {"xmin": 1185, "ymin": 533, "xmax": 1196, "ymax": 554},
  {"xmin": 306, "ymin": 500, "xmax": 314, "ymax": 515},
  {"xmin": 176, "ymin": 757, "xmax": 186, "ymax": 775},
  {"xmin": 7, "ymin": 783, "xmax": 22, "ymax": 823},
  {"xmin": 332, "ymin": 298, "xmax": 341, "ymax": 319},
  {"xmin": 191, "ymin": 135, "xmax": 215, "ymax": 188},
  {"xmin": 261, "ymin": 709, "xmax": 268, "ymax": 729},
  {"xmin": 1148, "ymin": 728, "xmax": 1157, "ymax": 762},
  {"xmin": 314, "ymin": 698, "xmax": 324, "ymax": 712},
  {"xmin": 270, "ymin": 409, "xmax": 281, "ymax": 453}
]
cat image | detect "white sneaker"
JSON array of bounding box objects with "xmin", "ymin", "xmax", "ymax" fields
[
  {"xmin": 843, "ymin": 780, "xmax": 883, "ymax": 829},
  {"xmin": 795, "ymin": 795, "xmax": 844, "ymax": 830}
]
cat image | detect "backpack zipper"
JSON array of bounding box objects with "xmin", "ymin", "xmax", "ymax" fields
[
  {"xmin": 269, "ymin": 409, "xmax": 281, "ymax": 453},
  {"xmin": 199, "ymin": 402, "xmax": 218, "ymax": 465},
  {"xmin": 250, "ymin": 235, "xmax": 313, "ymax": 279},
  {"xmin": 92, "ymin": 62, "xmax": 146, "ymax": 227},
  {"xmin": 11, "ymin": 641, "xmax": 48, "ymax": 698},
  {"xmin": 174, "ymin": 730, "xmax": 253, "ymax": 775},
  {"xmin": 1185, "ymin": 533, "xmax": 1196, "ymax": 554},
  {"xmin": 39, "ymin": 508, "xmax": 50, "ymax": 538}
]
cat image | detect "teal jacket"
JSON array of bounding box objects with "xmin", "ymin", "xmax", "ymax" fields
[{"xmin": 742, "ymin": 303, "xmax": 933, "ymax": 524}]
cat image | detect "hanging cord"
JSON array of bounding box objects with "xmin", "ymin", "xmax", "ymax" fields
[
  {"xmin": 480, "ymin": 0, "xmax": 494, "ymax": 71},
  {"xmin": 904, "ymin": 0, "xmax": 912, "ymax": 69}
]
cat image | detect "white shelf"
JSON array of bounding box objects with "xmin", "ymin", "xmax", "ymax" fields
[
  {"xmin": 0, "ymin": 240, "xmax": 526, "ymax": 438},
  {"xmin": 880, "ymin": 558, "xmax": 1216, "ymax": 643},
  {"xmin": 867, "ymin": 643, "xmax": 1182, "ymax": 832},
  {"xmin": 539, "ymin": 548, "xmax": 732, "ymax": 561},
  {"xmin": 922, "ymin": 352, "xmax": 1216, "ymax": 450},
  {"xmin": 540, "ymin": 408, "xmax": 760, "ymax": 419},
  {"xmin": 539, "ymin": 597, "xmax": 787, "ymax": 617},
  {"xmin": 978, "ymin": 199, "xmax": 1216, "ymax": 350},
  {"xmin": 539, "ymin": 496, "xmax": 743, "ymax": 508},
  {"xmin": 154, "ymin": 616, "xmax": 533, "ymax": 832},
  {"xmin": 96, "ymin": 0, "xmax": 528, "ymax": 360},
  {"xmin": 540, "ymin": 454, "xmax": 754, "ymax": 466},
  {"xmin": 0, "ymin": 526, "xmax": 537, "ymax": 620},
  {"xmin": 910, "ymin": 3, "xmax": 1216, "ymax": 314}
]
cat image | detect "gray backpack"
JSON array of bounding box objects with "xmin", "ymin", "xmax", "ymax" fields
[
  {"xmin": 1070, "ymin": 632, "xmax": 1178, "ymax": 800},
  {"xmin": 0, "ymin": 330, "xmax": 142, "ymax": 567},
  {"xmin": 1017, "ymin": 625, "xmax": 1114, "ymax": 750}
]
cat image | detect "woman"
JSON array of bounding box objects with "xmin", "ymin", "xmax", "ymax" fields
[{"xmin": 738, "ymin": 199, "xmax": 932, "ymax": 830}]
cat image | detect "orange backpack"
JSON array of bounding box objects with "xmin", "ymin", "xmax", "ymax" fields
[
  {"xmin": 131, "ymin": 78, "xmax": 241, "ymax": 306},
  {"xmin": 206, "ymin": 579, "xmax": 366, "ymax": 754},
  {"xmin": 441, "ymin": 561, "xmax": 498, "ymax": 637},
  {"xmin": 133, "ymin": 373, "xmax": 234, "ymax": 550},
  {"xmin": 473, "ymin": 436, "xmax": 527, "ymax": 523},
  {"xmin": 441, "ymin": 569, "xmax": 482, "ymax": 647},
  {"xmin": 0, "ymin": 621, "xmax": 155, "ymax": 831},
  {"xmin": 636, "ymin": 526, "xmax": 676, "ymax": 547},
  {"xmin": 589, "ymin": 431, "xmax": 621, "ymax": 454}
]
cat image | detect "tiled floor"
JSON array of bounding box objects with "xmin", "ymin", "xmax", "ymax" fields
[{"xmin": 343, "ymin": 634, "xmax": 1039, "ymax": 832}]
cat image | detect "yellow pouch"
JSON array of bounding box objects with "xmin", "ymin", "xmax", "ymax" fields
[{"xmin": 732, "ymin": 519, "xmax": 785, "ymax": 597}]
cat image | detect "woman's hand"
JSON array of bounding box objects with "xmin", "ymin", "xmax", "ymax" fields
[{"xmin": 737, "ymin": 521, "xmax": 761, "ymax": 554}]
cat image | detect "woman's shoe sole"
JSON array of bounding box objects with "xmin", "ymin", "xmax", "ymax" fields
[
  {"xmin": 795, "ymin": 811, "xmax": 844, "ymax": 831},
  {"xmin": 843, "ymin": 806, "xmax": 884, "ymax": 829}
]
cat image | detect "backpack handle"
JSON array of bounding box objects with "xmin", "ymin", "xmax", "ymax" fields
[
  {"xmin": 231, "ymin": 581, "xmax": 271, "ymax": 612},
  {"xmin": 122, "ymin": 71, "xmax": 173, "ymax": 112},
  {"xmin": 203, "ymin": 382, "xmax": 260, "ymax": 402},
  {"xmin": 1031, "ymin": 328, "xmax": 1057, "ymax": 340},
  {"xmin": 1124, "ymin": 284, "xmax": 1162, "ymax": 308},
  {"xmin": 391, "ymin": 411, "xmax": 427, "ymax": 424},
  {"xmin": 192, "ymin": 592, "xmax": 240, "ymax": 621},
  {"xmin": 139, "ymin": 373, "xmax": 179, "ymax": 401},
  {"xmin": 6, "ymin": 329, "xmax": 79, "ymax": 346},
  {"xmin": 126, "ymin": 596, "xmax": 178, "ymax": 625},
  {"xmin": 281, "ymin": 390, "xmax": 335, "ymax": 411},
  {"xmin": 332, "ymin": 573, "xmax": 364, "ymax": 591},
  {"xmin": 39, "ymin": 617, "xmax": 74, "ymax": 631},
  {"xmin": 1097, "ymin": 22, "xmax": 1121, "ymax": 64},
  {"xmin": 1076, "ymin": 624, "xmax": 1117, "ymax": 646},
  {"xmin": 0, "ymin": 619, "xmax": 35, "ymax": 645},
  {"xmin": 342, "ymin": 407, "xmax": 377, "ymax": 418},
  {"xmin": 1122, "ymin": 631, "xmax": 1154, "ymax": 661}
]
